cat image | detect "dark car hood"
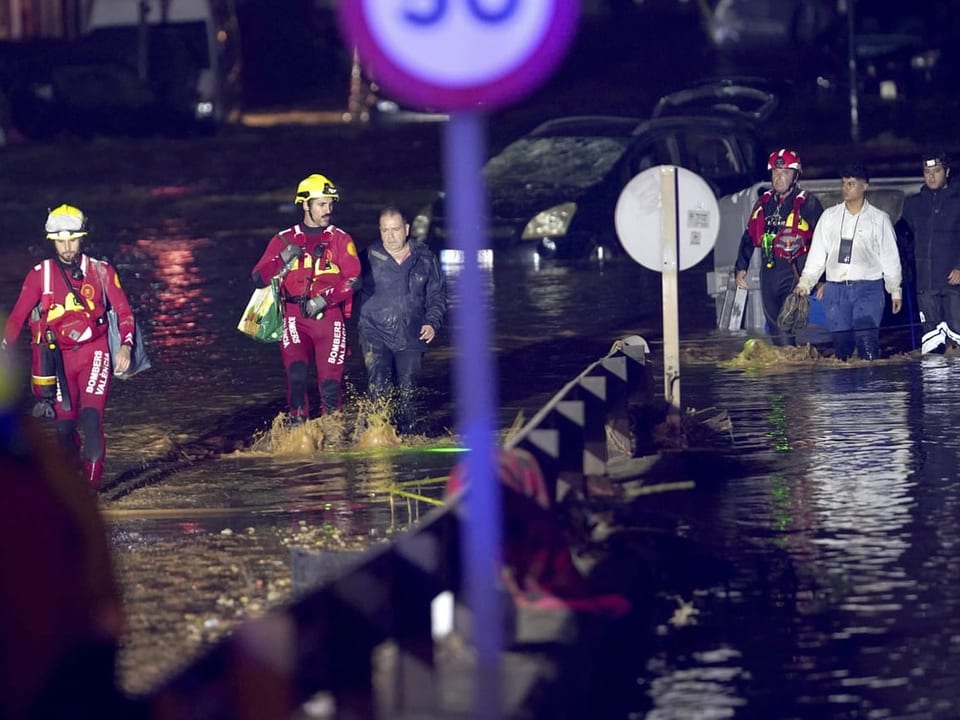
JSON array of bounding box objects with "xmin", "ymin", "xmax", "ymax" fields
[
  {"xmin": 432, "ymin": 181, "xmax": 590, "ymax": 219},
  {"xmin": 485, "ymin": 181, "xmax": 589, "ymax": 218}
]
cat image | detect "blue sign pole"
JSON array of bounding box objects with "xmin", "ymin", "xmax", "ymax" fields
[
  {"xmin": 443, "ymin": 111, "xmax": 502, "ymax": 718},
  {"xmin": 336, "ymin": 4, "xmax": 578, "ymax": 716}
]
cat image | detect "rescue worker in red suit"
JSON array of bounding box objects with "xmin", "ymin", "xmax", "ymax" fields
[
  {"xmin": 2, "ymin": 205, "xmax": 135, "ymax": 489},
  {"xmin": 252, "ymin": 174, "xmax": 361, "ymax": 420},
  {"xmin": 734, "ymin": 149, "xmax": 824, "ymax": 345}
]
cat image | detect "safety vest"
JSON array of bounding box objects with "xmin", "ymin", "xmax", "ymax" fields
[{"xmin": 747, "ymin": 189, "xmax": 814, "ymax": 260}]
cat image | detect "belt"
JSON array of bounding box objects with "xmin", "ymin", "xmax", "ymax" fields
[{"xmin": 830, "ymin": 279, "xmax": 872, "ymax": 286}]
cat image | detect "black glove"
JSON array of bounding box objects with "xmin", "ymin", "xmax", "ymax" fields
[
  {"xmin": 32, "ymin": 399, "xmax": 55, "ymax": 419},
  {"xmin": 280, "ymin": 244, "xmax": 303, "ymax": 264},
  {"xmin": 301, "ymin": 295, "xmax": 328, "ymax": 318}
]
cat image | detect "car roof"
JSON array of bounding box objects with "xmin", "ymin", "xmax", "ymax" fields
[
  {"xmin": 522, "ymin": 112, "xmax": 758, "ymax": 145},
  {"xmin": 630, "ymin": 113, "xmax": 757, "ymax": 138}
]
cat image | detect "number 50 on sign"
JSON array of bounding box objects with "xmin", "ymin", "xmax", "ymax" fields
[{"xmin": 338, "ymin": 0, "xmax": 579, "ymax": 111}]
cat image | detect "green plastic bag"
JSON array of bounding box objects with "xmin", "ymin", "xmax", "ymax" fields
[{"xmin": 238, "ymin": 278, "xmax": 283, "ymax": 343}]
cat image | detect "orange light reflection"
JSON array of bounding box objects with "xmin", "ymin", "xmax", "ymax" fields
[{"xmin": 134, "ymin": 221, "xmax": 214, "ymax": 353}]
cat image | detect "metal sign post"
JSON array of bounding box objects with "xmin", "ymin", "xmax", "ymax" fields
[
  {"xmin": 614, "ymin": 165, "xmax": 720, "ymax": 411},
  {"xmin": 338, "ymin": 3, "xmax": 579, "ymax": 717},
  {"xmin": 659, "ymin": 167, "xmax": 681, "ymax": 407}
]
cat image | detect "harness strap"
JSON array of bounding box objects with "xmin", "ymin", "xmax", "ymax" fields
[{"xmin": 51, "ymin": 257, "xmax": 109, "ymax": 329}]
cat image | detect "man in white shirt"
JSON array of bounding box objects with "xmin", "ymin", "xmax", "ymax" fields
[{"xmin": 794, "ymin": 164, "xmax": 902, "ymax": 360}]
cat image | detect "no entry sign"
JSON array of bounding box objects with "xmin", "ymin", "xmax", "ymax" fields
[{"xmin": 337, "ymin": 0, "xmax": 579, "ymax": 111}]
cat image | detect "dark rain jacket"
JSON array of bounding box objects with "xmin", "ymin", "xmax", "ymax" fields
[
  {"xmin": 357, "ymin": 241, "xmax": 447, "ymax": 352},
  {"xmin": 900, "ymin": 182, "xmax": 960, "ymax": 291}
]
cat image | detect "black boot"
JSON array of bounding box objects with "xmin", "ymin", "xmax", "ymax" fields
[
  {"xmin": 287, "ymin": 361, "xmax": 309, "ymax": 418},
  {"xmin": 320, "ymin": 380, "xmax": 341, "ymax": 415}
]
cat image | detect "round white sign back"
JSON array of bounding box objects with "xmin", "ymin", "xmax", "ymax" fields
[{"xmin": 614, "ymin": 166, "xmax": 720, "ymax": 272}]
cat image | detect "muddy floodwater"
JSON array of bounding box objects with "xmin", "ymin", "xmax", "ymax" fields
[{"xmin": 3, "ymin": 123, "xmax": 960, "ymax": 718}]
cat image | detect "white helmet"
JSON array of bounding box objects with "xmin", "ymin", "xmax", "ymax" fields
[{"xmin": 45, "ymin": 204, "xmax": 88, "ymax": 240}]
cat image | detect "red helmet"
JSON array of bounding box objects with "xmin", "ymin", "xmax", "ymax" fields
[{"xmin": 768, "ymin": 148, "xmax": 802, "ymax": 174}]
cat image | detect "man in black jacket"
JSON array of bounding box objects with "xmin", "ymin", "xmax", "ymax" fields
[
  {"xmin": 358, "ymin": 206, "xmax": 447, "ymax": 434},
  {"xmin": 900, "ymin": 150, "xmax": 960, "ymax": 353}
]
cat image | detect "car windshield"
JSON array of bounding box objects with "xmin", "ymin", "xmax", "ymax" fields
[{"xmin": 483, "ymin": 137, "xmax": 631, "ymax": 189}]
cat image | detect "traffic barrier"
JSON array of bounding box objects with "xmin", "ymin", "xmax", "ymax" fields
[{"xmin": 506, "ymin": 335, "xmax": 651, "ymax": 500}]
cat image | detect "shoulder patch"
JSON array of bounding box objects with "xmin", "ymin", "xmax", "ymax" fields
[{"xmin": 347, "ymin": 241, "xmax": 357, "ymax": 257}]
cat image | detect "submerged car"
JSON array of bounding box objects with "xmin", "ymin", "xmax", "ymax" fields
[{"xmin": 412, "ymin": 108, "xmax": 766, "ymax": 263}]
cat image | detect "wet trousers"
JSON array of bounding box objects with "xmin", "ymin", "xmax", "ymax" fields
[
  {"xmin": 49, "ymin": 336, "xmax": 112, "ymax": 488},
  {"xmin": 823, "ymin": 279, "xmax": 885, "ymax": 360},
  {"xmin": 760, "ymin": 262, "xmax": 799, "ymax": 346},
  {"xmin": 359, "ymin": 336, "xmax": 424, "ymax": 433},
  {"xmin": 917, "ymin": 287, "xmax": 960, "ymax": 335},
  {"xmin": 280, "ymin": 310, "xmax": 347, "ymax": 418}
]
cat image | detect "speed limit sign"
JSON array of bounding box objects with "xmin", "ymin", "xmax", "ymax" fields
[{"xmin": 338, "ymin": 0, "xmax": 579, "ymax": 111}]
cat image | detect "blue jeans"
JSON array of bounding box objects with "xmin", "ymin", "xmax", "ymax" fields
[{"xmin": 823, "ymin": 279, "xmax": 885, "ymax": 360}]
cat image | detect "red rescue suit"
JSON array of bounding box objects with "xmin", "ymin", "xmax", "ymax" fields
[
  {"xmin": 3, "ymin": 255, "xmax": 136, "ymax": 487},
  {"xmin": 252, "ymin": 223, "xmax": 361, "ymax": 417}
]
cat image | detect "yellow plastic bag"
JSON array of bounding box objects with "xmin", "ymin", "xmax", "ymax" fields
[{"xmin": 238, "ymin": 278, "xmax": 283, "ymax": 343}]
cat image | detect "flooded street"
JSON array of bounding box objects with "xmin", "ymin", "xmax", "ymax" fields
[
  {"xmin": 628, "ymin": 358, "xmax": 960, "ymax": 719},
  {"xmin": 2, "ymin": 121, "xmax": 960, "ymax": 718}
]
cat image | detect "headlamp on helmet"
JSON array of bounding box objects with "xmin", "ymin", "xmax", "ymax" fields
[
  {"xmin": 295, "ymin": 174, "xmax": 339, "ymax": 204},
  {"xmin": 45, "ymin": 204, "xmax": 88, "ymax": 241},
  {"xmin": 768, "ymin": 148, "xmax": 802, "ymax": 175},
  {"xmin": 922, "ymin": 150, "xmax": 949, "ymax": 170}
]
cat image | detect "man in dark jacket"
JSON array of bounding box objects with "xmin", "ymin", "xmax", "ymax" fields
[
  {"xmin": 900, "ymin": 150, "xmax": 960, "ymax": 353},
  {"xmin": 358, "ymin": 206, "xmax": 447, "ymax": 434},
  {"xmin": 734, "ymin": 148, "xmax": 824, "ymax": 345}
]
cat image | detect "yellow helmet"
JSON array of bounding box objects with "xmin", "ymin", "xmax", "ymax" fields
[
  {"xmin": 294, "ymin": 174, "xmax": 339, "ymax": 204},
  {"xmin": 45, "ymin": 204, "xmax": 88, "ymax": 241}
]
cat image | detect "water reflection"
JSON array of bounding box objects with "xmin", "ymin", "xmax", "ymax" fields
[
  {"xmin": 636, "ymin": 360, "xmax": 960, "ymax": 719},
  {"xmin": 132, "ymin": 222, "xmax": 213, "ymax": 353}
]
